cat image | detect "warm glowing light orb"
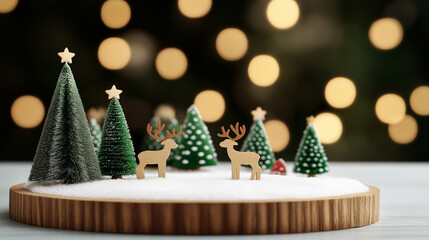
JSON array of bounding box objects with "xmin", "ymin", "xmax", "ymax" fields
[
  {"xmin": 248, "ymin": 55, "xmax": 280, "ymax": 87},
  {"xmin": 388, "ymin": 115, "xmax": 418, "ymax": 144},
  {"xmin": 98, "ymin": 37, "xmax": 131, "ymax": 70},
  {"xmin": 194, "ymin": 90, "xmax": 225, "ymax": 122},
  {"xmin": 0, "ymin": 0, "xmax": 18, "ymax": 14},
  {"xmin": 369, "ymin": 18, "xmax": 403, "ymax": 50},
  {"xmin": 264, "ymin": 119, "xmax": 290, "ymax": 152},
  {"xmin": 266, "ymin": 0, "xmax": 300, "ymax": 30},
  {"xmin": 11, "ymin": 95, "xmax": 45, "ymax": 128},
  {"xmin": 216, "ymin": 28, "xmax": 248, "ymax": 61},
  {"xmin": 101, "ymin": 0, "xmax": 131, "ymax": 29},
  {"xmin": 313, "ymin": 113, "xmax": 343, "ymax": 144},
  {"xmin": 155, "ymin": 48, "xmax": 188, "ymax": 80},
  {"xmin": 178, "ymin": 0, "xmax": 212, "ymax": 18},
  {"xmin": 325, "ymin": 77, "xmax": 357, "ymax": 109},
  {"xmin": 375, "ymin": 93, "xmax": 406, "ymax": 124},
  {"xmin": 410, "ymin": 86, "xmax": 429, "ymax": 116}
]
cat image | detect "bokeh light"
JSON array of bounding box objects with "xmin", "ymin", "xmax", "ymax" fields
[
  {"xmin": 264, "ymin": 119, "xmax": 290, "ymax": 152},
  {"xmin": 194, "ymin": 90, "xmax": 225, "ymax": 122},
  {"xmin": 11, "ymin": 95, "xmax": 45, "ymax": 128},
  {"xmin": 101, "ymin": 0, "xmax": 131, "ymax": 29},
  {"xmin": 369, "ymin": 18, "xmax": 403, "ymax": 50},
  {"xmin": 324, "ymin": 77, "xmax": 357, "ymax": 109},
  {"xmin": 216, "ymin": 28, "xmax": 248, "ymax": 61},
  {"xmin": 155, "ymin": 48, "xmax": 188, "ymax": 80},
  {"xmin": 375, "ymin": 93, "xmax": 406, "ymax": 124},
  {"xmin": 0, "ymin": 0, "xmax": 18, "ymax": 13},
  {"xmin": 98, "ymin": 37, "xmax": 131, "ymax": 70},
  {"xmin": 388, "ymin": 115, "xmax": 418, "ymax": 144},
  {"xmin": 178, "ymin": 0, "xmax": 212, "ymax": 18},
  {"xmin": 266, "ymin": 0, "xmax": 300, "ymax": 30},
  {"xmin": 248, "ymin": 55, "xmax": 280, "ymax": 87},
  {"xmin": 313, "ymin": 112, "xmax": 343, "ymax": 144},
  {"xmin": 410, "ymin": 86, "xmax": 429, "ymax": 116}
]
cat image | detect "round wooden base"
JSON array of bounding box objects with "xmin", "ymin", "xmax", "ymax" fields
[{"xmin": 9, "ymin": 183, "xmax": 379, "ymax": 234}]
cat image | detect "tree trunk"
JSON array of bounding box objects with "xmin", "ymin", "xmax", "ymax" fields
[
  {"xmin": 112, "ymin": 175, "xmax": 123, "ymax": 179},
  {"xmin": 308, "ymin": 174, "xmax": 316, "ymax": 178}
]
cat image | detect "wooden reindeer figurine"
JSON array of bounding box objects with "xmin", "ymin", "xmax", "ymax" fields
[
  {"xmin": 136, "ymin": 122, "xmax": 182, "ymax": 179},
  {"xmin": 218, "ymin": 123, "xmax": 262, "ymax": 180}
]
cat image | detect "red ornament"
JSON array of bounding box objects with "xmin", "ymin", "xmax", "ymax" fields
[{"xmin": 270, "ymin": 158, "xmax": 287, "ymax": 175}]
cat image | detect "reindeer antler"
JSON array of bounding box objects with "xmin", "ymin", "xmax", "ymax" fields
[
  {"xmin": 147, "ymin": 122, "xmax": 165, "ymax": 141},
  {"xmin": 163, "ymin": 125, "xmax": 182, "ymax": 140},
  {"xmin": 218, "ymin": 123, "xmax": 246, "ymax": 141},
  {"xmin": 217, "ymin": 126, "xmax": 231, "ymax": 139}
]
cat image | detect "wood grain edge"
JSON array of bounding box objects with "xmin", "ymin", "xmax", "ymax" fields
[{"xmin": 9, "ymin": 183, "xmax": 380, "ymax": 234}]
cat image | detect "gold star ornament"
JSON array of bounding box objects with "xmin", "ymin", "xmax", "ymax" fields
[
  {"xmin": 105, "ymin": 85, "xmax": 123, "ymax": 99},
  {"xmin": 251, "ymin": 107, "xmax": 267, "ymax": 121},
  {"xmin": 58, "ymin": 47, "xmax": 75, "ymax": 64},
  {"xmin": 306, "ymin": 115, "xmax": 315, "ymax": 124}
]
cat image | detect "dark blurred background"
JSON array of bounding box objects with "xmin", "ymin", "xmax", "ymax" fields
[{"xmin": 0, "ymin": 0, "xmax": 428, "ymax": 162}]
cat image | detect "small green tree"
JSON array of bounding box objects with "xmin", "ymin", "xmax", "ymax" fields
[
  {"xmin": 29, "ymin": 59, "xmax": 102, "ymax": 184},
  {"xmin": 293, "ymin": 116, "xmax": 329, "ymax": 177},
  {"xmin": 240, "ymin": 107, "xmax": 276, "ymax": 170},
  {"xmin": 98, "ymin": 86, "xmax": 136, "ymax": 179},
  {"xmin": 171, "ymin": 105, "xmax": 217, "ymax": 169},
  {"xmin": 89, "ymin": 118, "xmax": 102, "ymax": 157}
]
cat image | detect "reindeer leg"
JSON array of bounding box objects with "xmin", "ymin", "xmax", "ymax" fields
[
  {"xmin": 250, "ymin": 168, "xmax": 255, "ymax": 180},
  {"xmin": 159, "ymin": 162, "xmax": 166, "ymax": 178},
  {"xmin": 237, "ymin": 166, "xmax": 240, "ymax": 180},
  {"xmin": 256, "ymin": 166, "xmax": 262, "ymax": 180},
  {"xmin": 136, "ymin": 163, "xmax": 146, "ymax": 179}
]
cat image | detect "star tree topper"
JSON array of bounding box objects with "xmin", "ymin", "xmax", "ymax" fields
[
  {"xmin": 306, "ymin": 115, "xmax": 315, "ymax": 124},
  {"xmin": 251, "ymin": 107, "xmax": 267, "ymax": 121},
  {"xmin": 105, "ymin": 85, "xmax": 123, "ymax": 99},
  {"xmin": 58, "ymin": 47, "xmax": 75, "ymax": 64}
]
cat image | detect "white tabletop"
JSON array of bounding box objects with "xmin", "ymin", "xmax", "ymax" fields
[{"xmin": 1, "ymin": 161, "xmax": 428, "ymax": 240}]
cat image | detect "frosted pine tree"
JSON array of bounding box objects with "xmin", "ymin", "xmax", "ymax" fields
[
  {"xmin": 141, "ymin": 105, "xmax": 180, "ymax": 165},
  {"xmin": 89, "ymin": 118, "xmax": 102, "ymax": 157},
  {"xmin": 98, "ymin": 86, "xmax": 136, "ymax": 179},
  {"xmin": 171, "ymin": 105, "xmax": 217, "ymax": 169},
  {"xmin": 293, "ymin": 116, "xmax": 329, "ymax": 177},
  {"xmin": 29, "ymin": 48, "xmax": 101, "ymax": 184},
  {"xmin": 241, "ymin": 107, "xmax": 276, "ymax": 170}
]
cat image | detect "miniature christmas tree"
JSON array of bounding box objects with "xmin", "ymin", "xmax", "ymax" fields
[
  {"xmin": 88, "ymin": 118, "xmax": 102, "ymax": 157},
  {"xmin": 141, "ymin": 105, "xmax": 180, "ymax": 165},
  {"xmin": 29, "ymin": 48, "xmax": 102, "ymax": 184},
  {"xmin": 171, "ymin": 105, "xmax": 217, "ymax": 169},
  {"xmin": 270, "ymin": 158, "xmax": 287, "ymax": 175},
  {"xmin": 293, "ymin": 116, "xmax": 329, "ymax": 177},
  {"xmin": 240, "ymin": 107, "xmax": 276, "ymax": 170},
  {"xmin": 98, "ymin": 85, "xmax": 136, "ymax": 179}
]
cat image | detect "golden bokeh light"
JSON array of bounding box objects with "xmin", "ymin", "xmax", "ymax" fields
[
  {"xmin": 266, "ymin": 0, "xmax": 300, "ymax": 30},
  {"xmin": 98, "ymin": 37, "xmax": 131, "ymax": 70},
  {"xmin": 101, "ymin": 0, "xmax": 131, "ymax": 29},
  {"xmin": 324, "ymin": 77, "xmax": 357, "ymax": 109},
  {"xmin": 178, "ymin": 0, "xmax": 212, "ymax": 18},
  {"xmin": 388, "ymin": 115, "xmax": 418, "ymax": 144},
  {"xmin": 11, "ymin": 95, "xmax": 45, "ymax": 128},
  {"xmin": 264, "ymin": 119, "xmax": 290, "ymax": 152},
  {"xmin": 0, "ymin": 0, "xmax": 18, "ymax": 13},
  {"xmin": 410, "ymin": 86, "xmax": 429, "ymax": 116},
  {"xmin": 194, "ymin": 90, "xmax": 225, "ymax": 122},
  {"xmin": 313, "ymin": 112, "xmax": 343, "ymax": 144},
  {"xmin": 369, "ymin": 18, "xmax": 403, "ymax": 50},
  {"xmin": 375, "ymin": 93, "xmax": 406, "ymax": 124},
  {"xmin": 155, "ymin": 48, "xmax": 188, "ymax": 80},
  {"xmin": 216, "ymin": 28, "xmax": 248, "ymax": 61},
  {"xmin": 248, "ymin": 55, "xmax": 280, "ymax": 87}
]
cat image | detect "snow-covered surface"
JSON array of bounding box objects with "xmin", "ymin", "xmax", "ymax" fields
[{"xmin": 24, "ymin": 163, "xmax": 369, "ymax": 201}]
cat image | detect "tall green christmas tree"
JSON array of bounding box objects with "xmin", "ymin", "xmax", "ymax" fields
[
  {"xmin": 171, "ymin": 105, "xmax": 217, "ymax": 169},
  {"xmin": 98, "ymin": 85, "xmax": 136, "ymax": 179},
  {"xmin": 89, "ymin": 118, "xmax": 102, "ymax": 157},
  {"xmin": 29, "ymin": 48, "xmax": 102, "ymax": 184},
  {"xmin": 293, "ymin": 116, "xmax": 329, "ymax": 177},
  {"xmin": 140, "ymin": 105, "xmax": 181, "ymax": 165},
  {"xmin": 240, "ymin": 107, "xmax": 276, "ymax": 170}
]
